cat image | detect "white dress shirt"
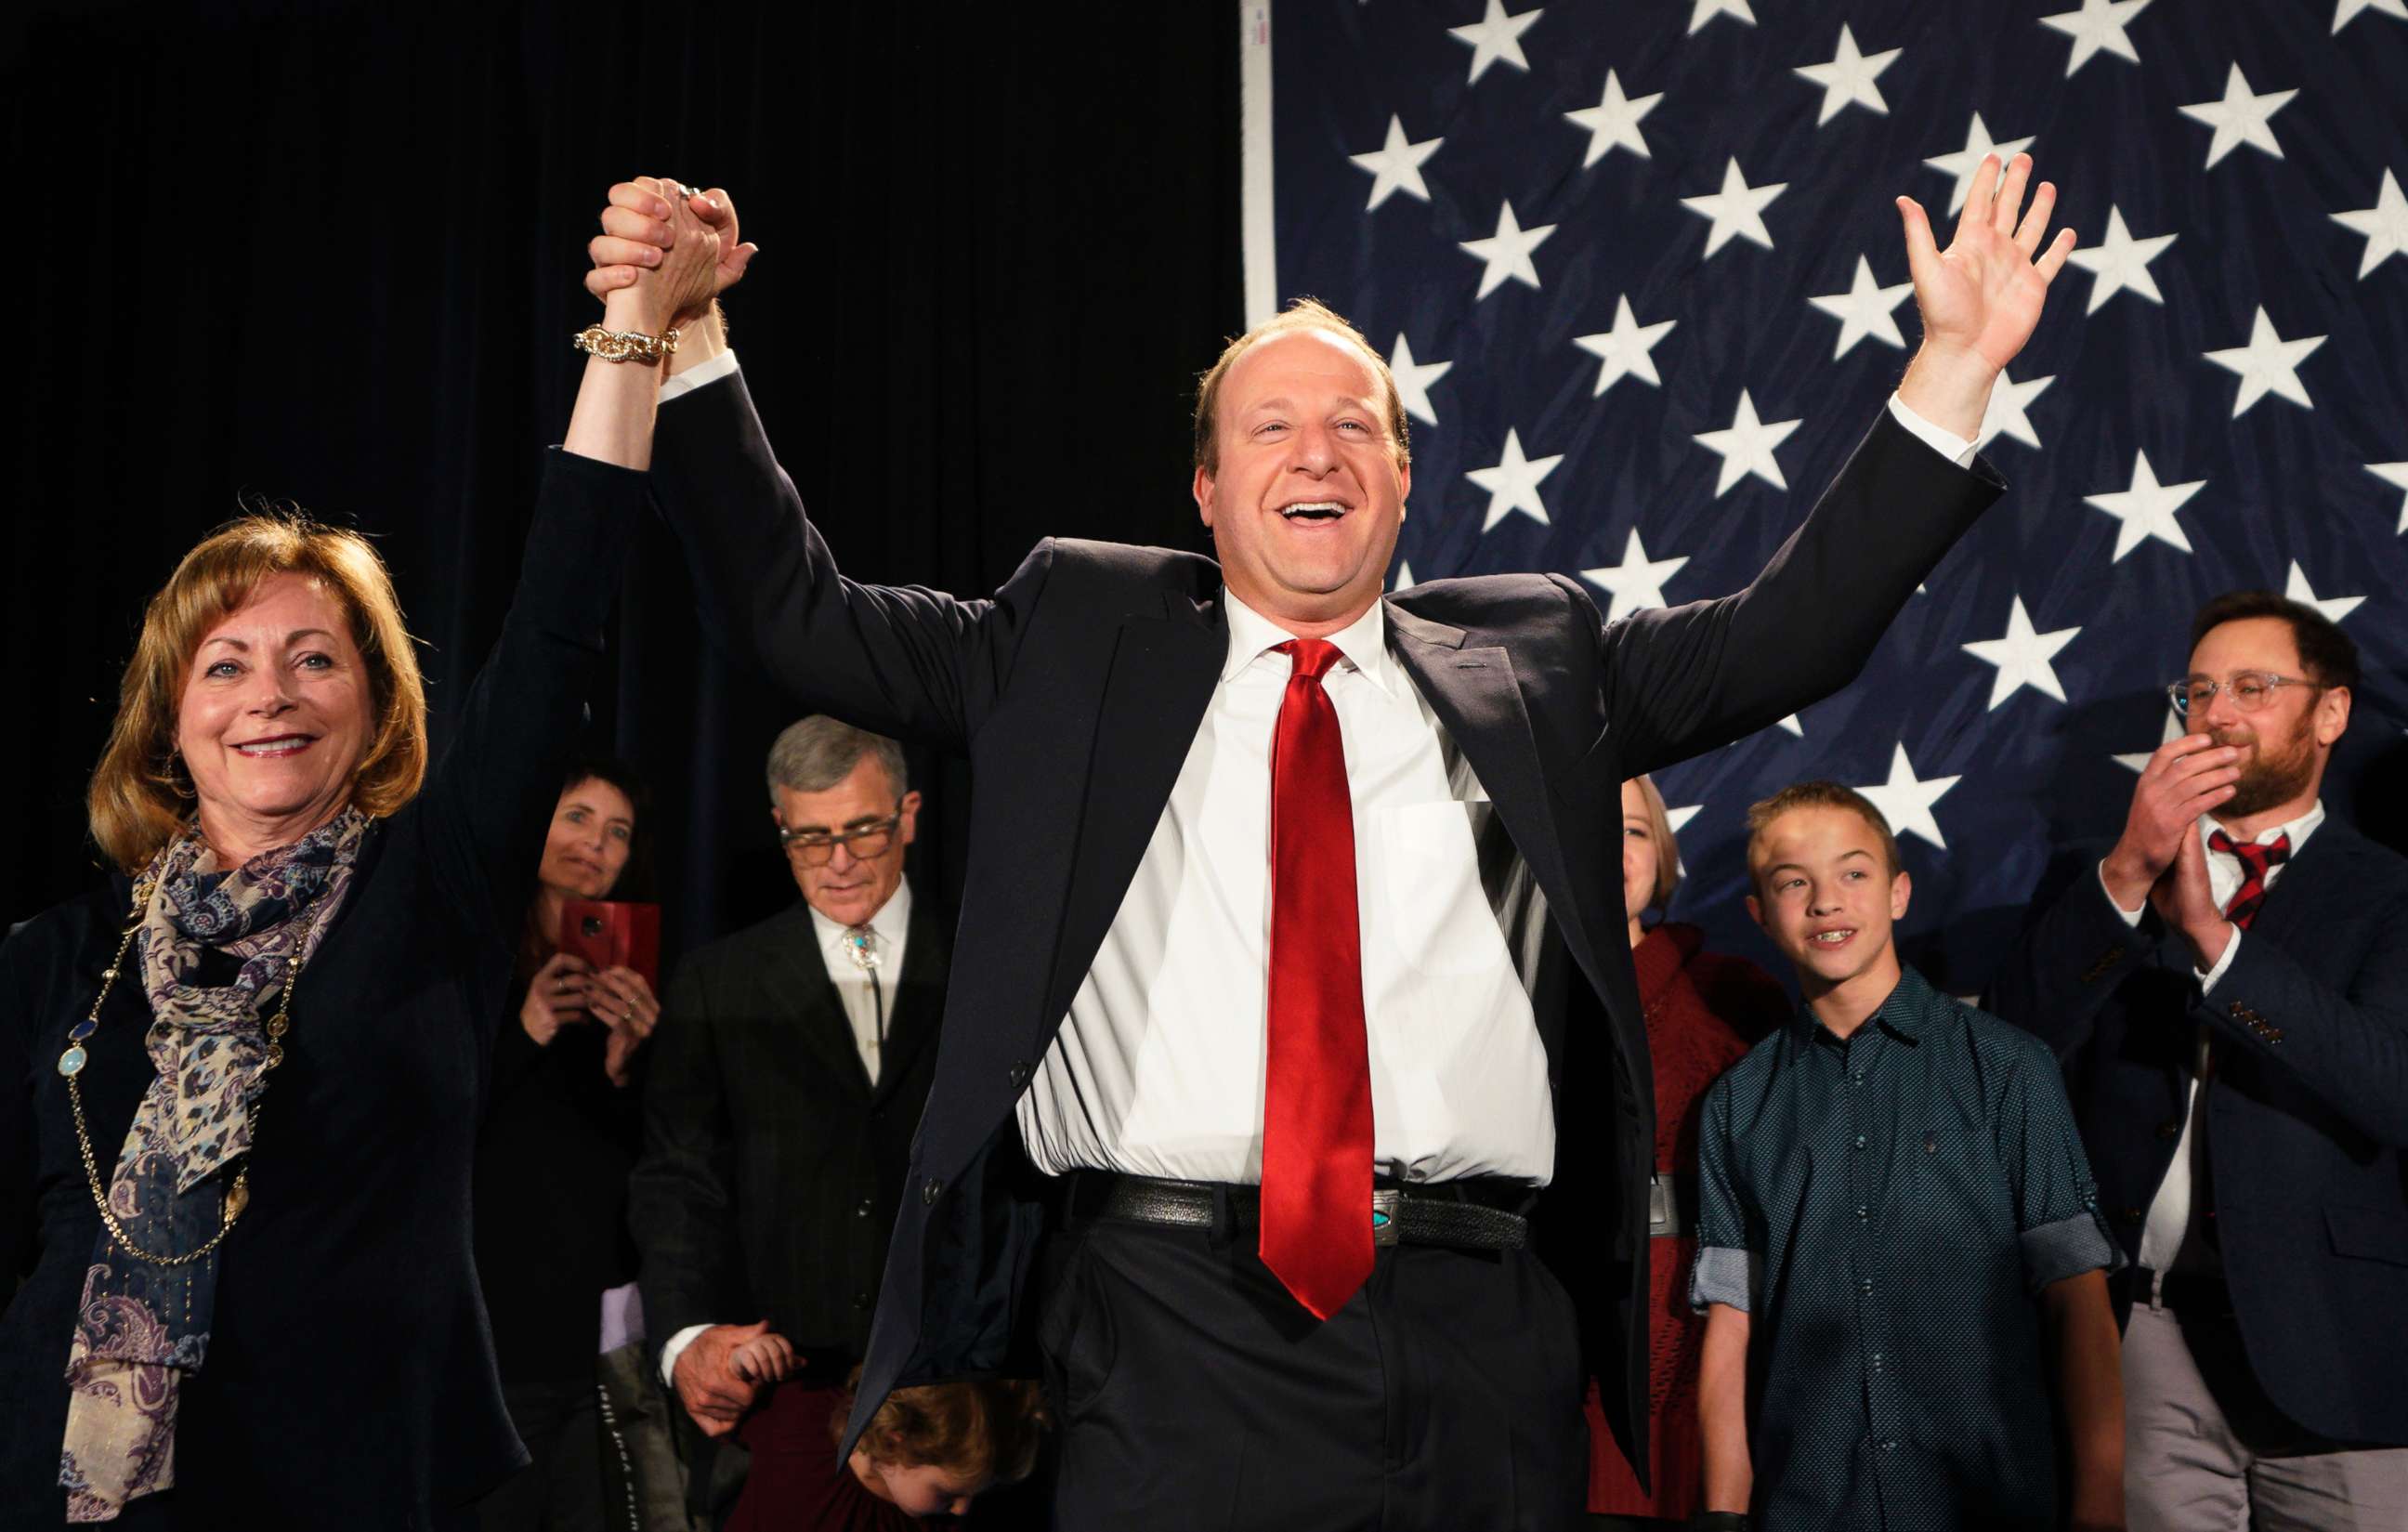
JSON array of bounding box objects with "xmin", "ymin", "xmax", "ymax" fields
[
  {"xmin": 657, "ymin": 879, "xmax": 911, "ymax": 1386},
  {"xmin": 2103, "ymin": 804, "xmax": 2325, "ymax": 1278},
  {"xmin": 1016, "ymin": 592, "xmax": 1557, "ymax": 1185},
  {"xmin": 805, "ymin": 881, "xmax": 914, "ymax": 1084}
]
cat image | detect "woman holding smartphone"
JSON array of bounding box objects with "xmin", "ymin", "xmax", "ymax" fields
[{"xmin": 474, "ymin": 757, "xmax": 667, "ymax": 1528}]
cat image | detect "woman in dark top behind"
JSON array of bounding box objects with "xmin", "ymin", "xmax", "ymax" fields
[
  {"xmin": 475, "ymin": 758, "xmax": 664, "ymax": 1527},
  {"xmin": 0, "ymin": 189, "xmax": 725, "ymax": 1527}
]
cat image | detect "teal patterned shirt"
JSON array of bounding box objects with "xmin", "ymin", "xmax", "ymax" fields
[{"xmin": 1691, "ymin": 964, "xmax": 2121, "ymax": 1531}]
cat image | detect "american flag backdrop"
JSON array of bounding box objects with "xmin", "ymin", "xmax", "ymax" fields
[{"xmin": 1242, "ymin": 0, "xmax": 2408, "ymax": 993}]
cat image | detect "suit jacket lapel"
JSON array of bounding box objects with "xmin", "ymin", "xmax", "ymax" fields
[
  {"xmin": 1383, "ymin": 600, "xmax": 1604, "ymax": 988},
  {"xmin": 762, "ymin": 902, "xmax": 875, "ymax": 1100},
  {"xmin": 872, "ymin": 887, "xmax": 950, "ymax": 1104},
  {"xmin": 1040, "ymin": 590, "xmax": 1225, "ymax": 1031}
]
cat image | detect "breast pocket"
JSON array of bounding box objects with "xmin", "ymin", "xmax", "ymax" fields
[
  {"xmin": 1905, "ymin": 1125, "xmax": 2015, "ymax": 1260},
  {"xmin": 1372, "ymin": 800, "xmax": 1499, "ymax": 977}
]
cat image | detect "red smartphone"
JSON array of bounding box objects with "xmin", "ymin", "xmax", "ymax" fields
[{"xmin": 558, "ymin": 900, "xmax": 661, "ymax": 991}]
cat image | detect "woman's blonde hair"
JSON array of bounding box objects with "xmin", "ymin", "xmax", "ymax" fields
[
  {"xmin": 1627, "ymin": 772, "xmax": 1683, "ymax": 912},
  {"xmin": 87, "ymin": 513, "xmax": 427, "ymax": 873}
]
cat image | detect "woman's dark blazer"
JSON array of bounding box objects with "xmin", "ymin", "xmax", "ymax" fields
[{"xmin": 0, "ymin": 450, "xmax": 645, "ymax": 1530}]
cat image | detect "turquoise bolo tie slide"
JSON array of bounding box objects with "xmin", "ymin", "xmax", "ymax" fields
[{"xmin": 1370, "ymin": 1188, "xmax": 1402, "ymax": 1248}]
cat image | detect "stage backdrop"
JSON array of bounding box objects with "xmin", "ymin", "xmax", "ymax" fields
[
  {"xmin": 3, "ymin": 1, "xmax": 1243, "ymax": 958},
  {"xmin": 1250, "ymin": 0, "xmax": 2408, "ymax": 993}
]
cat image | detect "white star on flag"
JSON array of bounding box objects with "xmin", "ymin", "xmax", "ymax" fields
[
  {"xmin": 1580, "ymin": 528, "xmax": 1691, "ymax": 621},
  {"xmin": 1392, "ymin": 558, "xmax": 1416, "ymax": 592},
  {"xmin": 2084, "ymin": 451, "xmax": 2205, "ymax": 561},
  {"xmin": 2369, "ymin": 460, "xmax": 2408, "ymax": 534},
  {"xmin": 1460, "ymin": 201, "xmax": 1556, "ymax": 299},
  {"xmin": 1794, "ymin": 24, "xmax": 1900, "ymax": 124},
  {"xmin": 1857, "ymin": 743, "xmax": 1960, "ymax": 850},
  {"xmin": 1689, "ymin": 0, "xmax": 1755, "ymax": 33},
  {"xmin": 2332, "ymin": 169, "xmax": 2408, "ymax": 279},
  {"xmin": 2334, "ymin": 0, "xmax": 2407, "ymax": 32},
  {"xmin": 1666, "ymin": 804, "xmax": 1703, "ymax": 835},
  {"xmin": 1694, "ymin": 389, "xmax": 1801, "ymax": 496},
  {"xmin": 1564, "ymin": 70, "xmax": 1661, "ymax": 166},
  {"xmin": 1348, "ymin": 116, "xmax": 1443, "ymax": 212},
  {"xmin": 1808, "ymin": 255, "xmax": 1913, "ymax": 357},
  {"xmin": 1449, "ymin": 0, "xmax": 1543, "ymax": 84},
  {"xmin": 2284, "ymin": 561, "xmax": 2365, "ymax": 622},
  {"xmin": 1975, "ymin": 368, "xmax": 2054, "ymax": 451},
  {"xmin": 2066, "ymin": 206, "xmax": 2177, "ymax": 312},
  {"xmin": 2038, "ymin": 0, "xmax": 2152, "ymax": 75},
  {"xmin": 1467, "ymin": 429, "xmax": 1564, "ymax": 531},
  {"xmin": 2115, "ymin": 712, "xmax": 2185, "ymax": 774},
  {"xmin": 1573, "ymin": 295, "xmax": 1677, "ymax": 395},
  {"xmin": 1775, "ymin": 714, "xmax": 1805, "ymax": 738},
  {"xmin": 1925, "ymin": 113, "xmax": 2037, "ymax": 215},
  {"xmin": 2179, "ymin": 65, "xmax": 2297, "ymax": 169},
  {"xmin": 1387, "ymin": 334, "xmax": 1452, "ymax": 427},
  {"xmin": 1681, "ymin": 158, "xmax": 1786, "ymax": 257},
  {"xmin": 2203, "ymin": 307, "xmax": 2325, "ymax": 416},
  {"xmin": 1962, "ymin": 596, "xmax": 2081, "ymax": 709}
]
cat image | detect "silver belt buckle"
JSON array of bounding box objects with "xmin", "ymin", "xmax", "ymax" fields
[
  {"xmin": 1370, "ymin": 1188, "xmax": 1402, "ymax": 1248},
  {"xmin": 1649, "ymin": 1174, "xmax": 1672, "ymax": 1233}
]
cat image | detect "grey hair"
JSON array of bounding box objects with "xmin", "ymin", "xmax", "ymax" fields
[{"xmin": 765, "ymin": 716, "xmax": 909, "ymax": 802}]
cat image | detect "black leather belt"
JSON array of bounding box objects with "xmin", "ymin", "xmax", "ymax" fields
[
  {"xmin": 1063, "ymin": 1172, "xmax": 1531, "ymax": 1251},
  {"xmin": 2135, "ymin": 1264, "xmax": 2235, "ymax": 1316}
]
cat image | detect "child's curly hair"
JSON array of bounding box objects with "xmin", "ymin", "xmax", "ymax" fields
[{"xmin": 830, "ymin": 1365, "xmax": 1053, "ymax": 1486}]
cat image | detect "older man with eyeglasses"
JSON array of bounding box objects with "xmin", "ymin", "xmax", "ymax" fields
[
  {"xmin": 1989, "ymin": 589, "xmax": 2408, "ymax": 1530},
  {"xmin": 628, "ymin": 715, "xmax": 951, "ymax": 1531}
]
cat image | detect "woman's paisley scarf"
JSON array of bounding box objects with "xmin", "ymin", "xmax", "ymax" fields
[{"xmin": 59, "ymin": 808, "xmax": 370, "ymax": 1522}]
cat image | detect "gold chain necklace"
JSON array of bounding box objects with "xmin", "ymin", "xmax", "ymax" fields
[{"xmin": 59, "ymin": 871, "xmax": 313, "ymax": 1267}]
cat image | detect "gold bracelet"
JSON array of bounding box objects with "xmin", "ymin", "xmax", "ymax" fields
[{"xmin": 572, "ymin": 324, "xmax": 682, "ymax": 364}]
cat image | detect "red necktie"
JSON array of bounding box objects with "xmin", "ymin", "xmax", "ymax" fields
[
  {"xmin": 2207, "ymin": 830, "xmax": 2291, "ymax": 929},
  {"xmin": 1260, "ymin": 638, "xmax": 1375, "ymax": 1320}
]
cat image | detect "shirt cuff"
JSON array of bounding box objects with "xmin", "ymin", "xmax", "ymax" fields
[
  {"xmin": 1689, "ymin": 1245, "xmax": 1758, "ymax": 1313},
  {"xmin": 2195, "ymin": 928, "xmax": 2241, "ymax": 991},
  {"xmin": 659, "ymin": 348, "xmax": 740, "ymax": 403},
  {"xmin": 659, "ymin": 1323, "xmax": 711, "ymax": 1389},
  {"xmin": 2020, "ymin": 1209, "xmax": 2126, "ymax": 1291},
  {"xmin": 1886, "ymin": 392, "xmax": 1978, "ymax": 468},
  {"xmin": 2098, "ymin": 861, "xmax": 2147, "ymax": 927}
]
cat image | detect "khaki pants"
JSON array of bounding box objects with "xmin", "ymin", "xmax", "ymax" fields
[{"xmin": 2125, "ymin": 1301, "xmax": 2408, "ymax": 1530}]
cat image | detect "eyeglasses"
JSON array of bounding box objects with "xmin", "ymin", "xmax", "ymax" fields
[
  {"xmin": 777, "ymin": 806, "xmax": 905, "ymax": 866},
  {"xmin": 2167, "ymin": 671, "xmax": 2322, "ymax": 718}
]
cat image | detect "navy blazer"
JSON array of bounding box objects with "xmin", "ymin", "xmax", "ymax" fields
[
  {"xmin": 647, "ymin": 372, "xmax": 2000, "ymax": 1469},
  {"xmin": 1987, "ymin": 820, "xmax": 2408, "ymax": 1445},
  {"xmin": 0, "ymin": 451, "xmax": 646, "ymax": 1528}
]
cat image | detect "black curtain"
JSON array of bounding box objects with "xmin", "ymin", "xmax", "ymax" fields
[{"xmin": 4, "ymin": 0, "xmax": 1244, "ymax": 959}]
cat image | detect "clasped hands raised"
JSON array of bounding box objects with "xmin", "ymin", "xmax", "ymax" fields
[{"xmin": 587, "ymin": 176, "xmax": 757, "ymax": 336}]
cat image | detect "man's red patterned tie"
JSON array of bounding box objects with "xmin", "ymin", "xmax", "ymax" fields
[
  {"xmin": 1259, "ymin": 638, "xmax": 1375, "ymax": 1320},
  {"xmin": 2208, "ymin": 830, "xmax": 2291, "ymax": 930}
]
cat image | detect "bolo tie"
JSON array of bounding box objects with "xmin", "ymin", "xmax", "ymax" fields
[{"xmin": 846, "ymin": 925, "xmax": 885, "ymax": 1066}]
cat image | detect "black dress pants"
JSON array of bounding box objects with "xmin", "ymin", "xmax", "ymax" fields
[{"xmin": 1036, "ymin": 1213, "xmax": 1589, "ymax": 1531}]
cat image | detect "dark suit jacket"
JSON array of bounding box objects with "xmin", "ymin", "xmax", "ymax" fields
[
  {"xmin": 630, "ymin": 888, "xmax": 948, "ymax": 1369},
  {"xmin": 1987, "ymin": 821, "xmax": 2408, "ymax": 1444},
  {"xmin": 0, "ymin": 451, "xmax": 645, "ymax": 1527},
  {"xmin": 649, "ymin": 373, "xmax": 1999, "ymax": 1466}
]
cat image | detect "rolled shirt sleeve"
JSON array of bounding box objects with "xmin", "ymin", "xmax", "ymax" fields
[
  {"xmin": 1998, "ymin": 1043, "xmax": 2126, "ymax": 1290},
  {"xmin": 1690, "ymin": 1078, "xmax": 1760, "ymax": 1312}
]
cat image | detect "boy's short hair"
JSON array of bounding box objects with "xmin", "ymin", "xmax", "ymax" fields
[
  {"xmin": 831, "ymin": 1368, "xmax": 1053, "ymax": 1486},
  {"xmin": 1745, "ymin": 780, "xmax": 1902, "ymax": 882}
]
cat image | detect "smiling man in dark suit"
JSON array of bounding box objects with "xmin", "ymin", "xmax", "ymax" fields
[
  {"xmin": 588, "ymin": 154, "xmax": 2073, "ymax": 1529},
  {"xmin": 628, "ymin": 716, "xmax": 949, "ymax": 1529},
  {"xmin": 1989, "ymin": 593, "xmax": 2408, "ymax": 1530}
]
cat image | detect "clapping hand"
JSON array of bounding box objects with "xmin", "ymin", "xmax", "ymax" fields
[{"xmin": 1895, "ymin": 152, "xmax": 2076, "ymax": 441}]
